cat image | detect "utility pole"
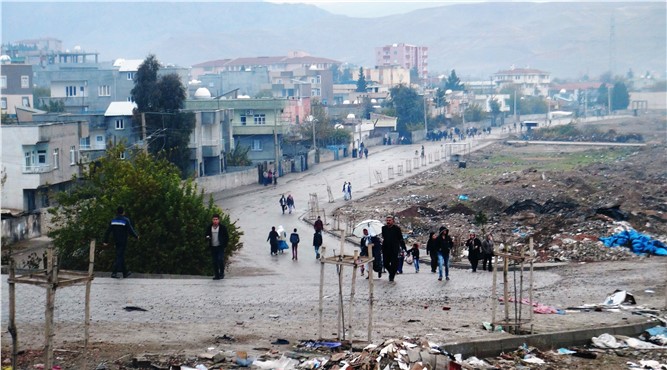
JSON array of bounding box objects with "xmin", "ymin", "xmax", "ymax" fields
[
  {"xmin": 423, "ymin": 91, "xmax": 428, "ymax": 140},
  {"xmin": 141, "ymin": 112, "xmax": 147, "ymax": 153},
  {"xmin": 607, "ymin": 85, "xmax": 612, "ymax": 116},
  {"xmin": 274, "ymin": 108, "xmax": 279, "ymax": 177}
]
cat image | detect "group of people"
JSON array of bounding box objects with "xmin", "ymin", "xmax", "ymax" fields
[
  {"xmin": 342, "ymin": 182, "xmax": 352, "ymax": 201},
  {"xmin": 267, "ymin": 225, "xmax": 301, "ymax": 260},
  {"xmin": 262, "ymin": 169, "xmax": 278, "ymax": 186},
  {"xmin": 279, "ymin": 194, "xmax": 295, "ymax": 214}
]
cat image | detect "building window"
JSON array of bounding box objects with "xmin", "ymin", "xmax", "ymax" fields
[
  {"xmin": 21, "ymin": 75, "xmax": 29, "ymax": 88},
  {"xmin": 22, "ymin": 97, "xmax": 30, "ymax": 107},
  {"xmin": 115, "ymin": 119, "xmax": 124, "ymax": 130},
  {"xmin": 25, "ymin": 151, "xmax": 33, "ymax": 167},
  {"xmin": 251, "ymin": 139, "xmax": 262, "ymax": 151},
  {"xmin": 119, "ymin": 151, "xmax": 126, "ymax": 160},
  {"xmin": 37, "ymin": 150, "xmax": 47, "ymax": 164},
  {"xmin": 53, "ymin": 148, "xmax": 59, "ymax": 169},
  {"xmin": 1, "ymin": 76, "xmax": 6, "ymax": 89},
  {"xmin": 70, "ymin": 146, "xmax": 76, "ymax": 165},
  {"xmin": 240, "ymin": 115, "xmax": 247, "ymax": 125},
  {"xmin": 98, "ymin": 85, "xmax": 110, "ymax": 96},
  {"xmin": 127, "ymin": 72, "xmax": 135, "ymax": 80},
  {"xmin": 66, "ymin": 85, "xmax": 77, "ymax": 97},
  {"xmin": 254, "ymin": 114, "xmax": 266, "ymax": 125},
  {"xmin": 1, "ymin": 97, "xmax": 6, "ymax": 109}
]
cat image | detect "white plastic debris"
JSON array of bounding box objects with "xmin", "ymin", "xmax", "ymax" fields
[
  {"xmin": 591, "ymin": 333, "xmax": 625, "ymax": 349},
  {"xmin": 253, "ymin": 355, "xmax": 298, "ymax": 370}
]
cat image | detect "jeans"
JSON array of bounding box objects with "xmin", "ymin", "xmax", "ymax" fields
[
  {"xmin": 113, "ymin": 243, "xmax": 127, "ymax": 275},
  {"xmin": 211, "ymin": 246, "xmax": 225, "ymax": 278},
  {"xmin": 413, "ymin": 258, "xmax": 420, "ymax": 272},
  {"xmin": 438, "ymin": 253, "xmax": 450, "ymax": 279}
]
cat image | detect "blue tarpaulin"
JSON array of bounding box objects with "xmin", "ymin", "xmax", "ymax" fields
[{"xmin": 599, "ymin": 230, "xmax": 667, "ymax": 256}]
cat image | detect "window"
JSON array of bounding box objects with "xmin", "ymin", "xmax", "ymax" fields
[
  {"xmin": 66, "ymin": 85, "xmax": 77, "ymax": 97},
  {"xmin": 22, "ymin": 97, "xmax": 30, "ymax": 107},
  {"xmin": 70, "ymin": 146, "xmax": 76, "ymax": 165},
  {"xmin": 115, "ymin": 119, "xmax": 124, "ymax": 130},
  {"xmin": 240, "ymin": 115, "xmax": 247, "ymax": 125},
  {"xmin": 37, "ymin": 150, "xmax": 47, "ymax": 164},
  {"xmin": 53, "ymin": 148, "xmax": 59, "ymax": 169},
  {"xmin": 21, "ymin": 75, "xmax": 29, "ymax": 88},
  {"xmin": 254, "ymin": 114, "xmax": 266, "ymax": 125},
  {"xmin": 1, "ymin": 97, "xmax": 6, "ymax": 109},
  {"xmin": 25, "ymin": 151, "xmax": 33, "ymax": 167},
  {"xmin": 127, "ymin": 72, "xmax": 135, "ymax": 80},
  {"xmin": 251, "ymin": 139, "xmax": 262, "ymax": 151},
  {"xmin": 98, "ymin": 85, "xmax": 110, "ymax": 96},
  {"xmin": 1, "ymin": 76, "xmax": 6, "ymax": 89},
  {"xmin": 119, "ymin": 151, "xmax": 126, "ymax": 160},
  {"xmin": 201, "ymin": 111, "xmax": 215, "ymax": 125}
]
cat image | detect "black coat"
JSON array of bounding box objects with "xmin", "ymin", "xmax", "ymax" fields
[{"xmin": 205, "ymin": 223, "xmax": 229, "ymax": 249}]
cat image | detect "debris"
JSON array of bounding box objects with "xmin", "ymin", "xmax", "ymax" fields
[{"xmin": 123, "ymin": 306, "xmax": 148, "ymax": 312}]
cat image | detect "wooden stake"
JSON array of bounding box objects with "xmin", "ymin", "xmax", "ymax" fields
[
  {"xmin": 44, "ymin": 246, "xmax": 56, "ymax": 369},
  {"xmin": 529, "ymin": 237, "xmax": 534, "ymax": 334},
  {"xmin": 491, "ymin": 245, "xmax": 498, "ymax": 327},
  {"xmin": 9, "ymin": 256, "xmax": 17, "ymax": 369},
  {"xmin": 84, "ymin": 240, "xmax": 96, "ymax": 348},
  {"xmin": 349, "ymin": 250, "xmax": 359, "ymax": 342},
  {"xmin": 368, "ymin": 245, "xmax": 374, "ymax": 342},
  {"xmin": 318, "ymin": 246, "xmax": 326, "ymax": 339}
]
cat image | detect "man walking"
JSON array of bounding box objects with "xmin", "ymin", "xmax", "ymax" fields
[
  {"xmin": 103, "ymin": 206, "xmax": 139, "ymax": 279},
  {"xmin": 481, "ymin": 234, "xmax": 494, "ymax": 271},
  {"xmin": 205, "ymin": 214, "xmax": 229, "ymax": 280},
  {"xmin": 290, "ymin": 228, "xmax": 300, "ymax": 260},
  {"xmin": 438, "ymin": 227, "xmax": 454, "ymax": 281},
  {"xmin": 381, "ymin": 215, "xmax": 406, "ymax": 282}
]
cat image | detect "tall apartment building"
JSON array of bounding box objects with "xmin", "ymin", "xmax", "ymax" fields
[{"xmin": 374, "ymin": 43, "xmax": 428, "ymax": 81}]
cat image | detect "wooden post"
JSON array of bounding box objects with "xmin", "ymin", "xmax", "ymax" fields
[
  {"xmin": 348, "ymin": 250, "xmax": 359, "ymax": 342},
  {"xmin": 318, "ymin": 246, "xmax": 326, "ymax": 339},
  {"xmin": 337, "ymin": 256, "xmax": 344, "ymax": 340},
  {"xmin": 367, "ymin": 246, "xmax": 374, "ymax": 342},
  {"xmin": 84, "ymin": 240, "xmax": 96, "ymax": 348},
  {"xmin": 44, "ymin": 246, "xmax": 57, "ymax": 369},
  {"xmin": 529, "ymin": 237, "xmax": 535, "ymax": 334},
  {"xmin": 9, "ymin": 257, "xmax": 17, "ymax": 369},
  {"xmin": 503, "ymin": 249, "xmax": 509, "ymax": 323},
  {"xmin": 491, "ymin": 245, "xmax": 498, "ymax": 328}
]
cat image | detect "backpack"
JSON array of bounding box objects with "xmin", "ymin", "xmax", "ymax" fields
[{"xmin": 290, "ymin": 233, "xmax": 300, "ymax": 244}]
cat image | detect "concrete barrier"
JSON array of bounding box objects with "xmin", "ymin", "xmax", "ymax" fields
[{"xmin": 194, "ymin": 167, "xmax": 257, "ymax": 194}]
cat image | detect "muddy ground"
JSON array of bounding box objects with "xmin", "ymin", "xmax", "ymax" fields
[{"xmin": 2, "ymin": 114, "xmax": 666, "ymax": 369}]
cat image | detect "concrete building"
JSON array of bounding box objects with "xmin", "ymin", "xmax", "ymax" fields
[
  {"xmin": 1, "ymin": 37, "xmax": 65, "ymax": 65},
  {"xmin": 374, "ymin": 43, "xmax": 428, "ymax": 81},
  {"xmin": 1, "ymin": 62, "xmax": 34, "ymax": 116},
  {"xmin": 1, "ymin": 120, "xmax": 88, "ymax": 211},
  {"xmin": 493, "ymin": 67, "xmax": 551, "ymax": 97}
]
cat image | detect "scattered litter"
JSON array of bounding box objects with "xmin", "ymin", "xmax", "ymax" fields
[
  {"xmin": 602, "ymin": 290, "xmax": 637, "ymax": 306},
  {"xmin": 123, "ymin": 306, "xmax": 148, "ymax": 312},
  {"xmin": 271, "ymin": 338, "xmax": 290, "ymax": 345},
  {"xmin": 591, "ymin": 333, "xmax": 625, "ymax": 349},
  {"xmin": 600, "ymin": 229, "xmax": 667, "ymax": 256},
  {"xmin": 556, "ymin": 348, "xmax": 576, "ymax": 354}
]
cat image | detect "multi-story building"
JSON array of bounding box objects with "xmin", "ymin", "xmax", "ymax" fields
[
  {"xmin": 493, "ymin": 67, "xmax": 551, "ymax": 97},
  {"xmin": 1, "ymin": 120, "xmax": 88, "ymax": 211},
  {"xmin": 1, "ymin": 61, "xmax": 34, "ymax": 116},
  {"xmin": 1, "ymin": 37, "xmax": 64, "ymax": 65},
  {"xmin": 193, "ymin": 66, "xmax": 270, "ymax": 98},
  {"xmin": 374, "ymin": 43, "xmax": 428, "ymax": 81}
]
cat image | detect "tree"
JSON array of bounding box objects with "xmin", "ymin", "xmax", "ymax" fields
[
  {"xmin": 226, "ymin": 145, "xmax": 252, "ymax": 166},
  {"xmin": 611, "ymin": 81, "xmax": 630, "ymax": 110},
  {"xmin": 131, "ymin": 54, "xmax": 195, "ymax": 177},
  {"xmin": 444, "ymin": 69, "xmax": 464, "ymax": 91},
  {"xmin": 489, "ymin": 98, "xmax": 501, "ymax": 126},
  {"xmin": 386, "ymin": 84, "xmax": 425, "ymax": 135},
  {"xmin": 47, "ymin": 145, "xmax": 243, "ymax": 275},
  {"xmin": 597, "ymin": 83, "xmax": 609, "ymax": 107},
  {"xmin": 356, "ymin": 67, "xmax": 367, "ymax": 92},
  {"xmin": 361, "ymin": 96, "xmax": 374, "ymax": 119}
]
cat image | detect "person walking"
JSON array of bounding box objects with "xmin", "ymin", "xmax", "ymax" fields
[
  {"xmin": 426, "ymin": 231, "xmax": 438, "ymax": 273},
  {"xmin": 267, "ymin": 226, "xmax": 279, "ymax": 256},
  {"xmin": 290, "ymin": 228, "xmax": 300, "ymax": 260},
  {"xmin": 286, "ymin": 194, "xmax": 295, "ymax": 214},
  {"xmin": 103, "ymin": 206, "xmax": 139, "ymax": 279},
  {"xmin": 279, "ymin": 194, "xmax": 287, "ymax": 214},
  {"xmin": 276, "ymin": 225, "xmax": 288, "ymax": 254},
  {"xmin": 346, "ymin": 182, "xmax": 352, "ymax": 200},
  {"xmin": 438, "ymin": 227, "xmax": 454, "ymax": 281},
  {"xmin": 481, "ymin": 234, "xmax": 495, "ymax": 271},
  {"xmin": 342, "ymin": 181, "xmax": 349, "ymax": 200},
  {"xmin": 466, "ymin": 232, "xmax": 482, "ymax": 272},
  {"xmin": 381, "ymin": 215, "xmax": 406, "ymax": 282},
  {"xmin": 359, "ymin": 228, "xmax": 373, "ymax": 276},
  {"xmin": 314, "ymin": 216, "xmax": 324, "ymax": 233},
  {"xmin": 313, "ymin": 231, "xmax": 323, "ymax": 259},
  {"xmin": 409, "ymin": 243, "xmax": 420, "ymax": 273},
  {"xmin": 205, "ymin": 213, "xmax": 229, "ymax": 280},
  {"xmin": 364, "ymin": 147, "xmax": 368, "ymax": 158}
]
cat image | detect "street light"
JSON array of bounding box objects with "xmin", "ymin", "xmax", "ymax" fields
[{"xmin": 307, "ymin": 114, "xmax": 316, "ymax": 151}]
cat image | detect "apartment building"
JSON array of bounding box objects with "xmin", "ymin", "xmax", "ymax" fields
[
  {"xmin": 493, "ymin": 67, "xmax": 551, "ymax": 97},
  {"xmin": 1, "ymin": 62, "xmax": 33, "ymax": 116},
  {"xmin": 374, "ymin": 43, "xmax": 428, "ymax": 81}
]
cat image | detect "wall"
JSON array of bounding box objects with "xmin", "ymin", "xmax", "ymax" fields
[
  {"xmin": 193, "ymin": 167, "xmax": 257, "ymax": 194},
  {"xmin": 1, "ymin": 212, "xmax": 42, "ymax": 245}
]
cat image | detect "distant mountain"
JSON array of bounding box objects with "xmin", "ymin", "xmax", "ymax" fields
[{"xmin": 2, "ymin": 2, "xmax": 665, "ymax": 79}]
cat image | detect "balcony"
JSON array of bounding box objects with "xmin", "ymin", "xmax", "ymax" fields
[
  {"xmin": 23, "ymin": 165, "xmax": 52, "ymax": 174},
  {"xmin": 79, "ymin": 143, "xmax": 106, "ymax": 151}
]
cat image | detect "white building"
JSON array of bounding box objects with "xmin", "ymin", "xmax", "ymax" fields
[{"xmin": 493, "ymin": 67, "xmax": 551, "ymax": 97}]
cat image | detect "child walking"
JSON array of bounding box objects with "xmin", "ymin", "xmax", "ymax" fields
[{"xmin": 409, "ymin": 243, "xmax": 421, "ymax": 273}]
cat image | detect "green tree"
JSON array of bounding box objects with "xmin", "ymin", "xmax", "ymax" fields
[
  {"xmin": 464, "ymin": 103, "xmax": 486, "ymax": 122},
  {"xmin": 597, "ymin": 84, "xmax": 609, "ymax": 107},
  {"xmin": 226, "ymin": 145, "xmax": 252, "ymax": 166},
  {"xmin": 340, "ymin": 68, "xmax": 353, "ymax": 84},
  {"xmin": 489, "ymin": 98, "xmax": 501, "ymax": 126},
  {"xmin": 47, "ymin": 145, "xmax": 243, "ymax": 275},
  {"xmin": 356, "ymin": 67, "xmax": 367, "ymax": 92},
  {"xmin": 611, "ymin": 81, "xmax": 630, "ymax": 110},
  {"xmin": 444, "ymin": 69, "xmax": 464, "ymax": 91},
  {"xmin": 361, "ymin": 96, "xmax": 374, "ymax": 119},
  {"xmin": 386, "ymin": 84, "xmax": 425, "ymax": 135},
  {"xmin": 131, "ymin": 54, "xmax": 195, "ymax": 177}
]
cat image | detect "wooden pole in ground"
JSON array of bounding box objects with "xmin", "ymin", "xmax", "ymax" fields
[
  {"xmin": 44, "ymin": 246, "xmax": 56, "ymax": 369},
  {"xmin": 491, "ymin": 246, "xmax": 498, "ymax": 327},
  {"xmin": 529, "ymin": 237, "xmax": 535, "ymax": 334},
  {"xmin": 9, "ymin": 256, "xmax": 17, "ymax": 369},
  {"xmin": 349, "ymin": 250, "xmax": 359, "ymax": 342},
  {"xmin": 503, "ymin": 249, "xmax": 509, "ymax": 324},
  {"xmin": 84, "ymin": 240, "xmax": 96, "ymax": 348},
  {"xmin": 367, "ymin": 244, "xmax": 374, "ymax": 342},
  {"xmin": 318, "ymin": 246, "xmax": 326, "ymax": 339}
]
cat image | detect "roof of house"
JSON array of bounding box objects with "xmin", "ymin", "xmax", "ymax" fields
[
  {"xmin": 191, "ymin": 59, "xmax": 232, "ymax": 68},
  {"xmin": 113, "ymin": 59, "xmax": 144, "ymax": 72},
  {"xmin": 193, "ymin": 55, "xmax": 341, "ymax": 69},
  {"xmin": 105, "ymin": 101, "xmax": 137, "ymax": 116},
  {"xmin": 495, "ymin": 68, "xmax": 549, "ymax": 75}
]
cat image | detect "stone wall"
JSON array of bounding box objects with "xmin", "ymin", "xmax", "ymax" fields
[{"xmin": 1, "ymin": 212, "xmax": 42, "ymax": 246}]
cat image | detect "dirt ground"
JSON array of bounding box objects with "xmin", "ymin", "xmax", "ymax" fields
[{"xmin": 2, "ymin": 114, "xmax": 666, "ymax": 369}]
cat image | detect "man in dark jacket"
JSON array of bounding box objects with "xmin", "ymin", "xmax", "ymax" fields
[
  {"xmin": 104, "ymin": 206, "xmax": 139, "ymax": 279},
  {"xmin": 466, "ymin": 232, "xmax": 482, "ymax": 272},
  {"xmin": 267, "ymin": 226, "xmax": 280, "ymax": 256},
  {"xmin": 381, "ymin": 215, "xmax": 406, "ymax": 282},
  {"xmin": 313, "ymin": 231, "xmax": 323, "ymax": 259},
  {"xmin": 437, "ymin": 227, "xmax": 454, "ymax": 281},
  {"xmin": 205, "ymin": 214, "xmax": 229, "ymax": 280}
]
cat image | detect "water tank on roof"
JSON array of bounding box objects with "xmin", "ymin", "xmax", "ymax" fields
[
  {"xmin": 194, "ymin": 87, "xmax": 212, "ymax": 99},
  {"xmin": 0, "ymin": 55, "xmax": 11, "ymax": 64},
  {"xmin": 346, "ymin": 113, "xmax": 356, "ymax": 119}
]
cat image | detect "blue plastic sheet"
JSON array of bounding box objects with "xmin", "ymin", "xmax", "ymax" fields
[{"xmin": 599, "ymin": 230, "xmax": 667, "ymax": 256}]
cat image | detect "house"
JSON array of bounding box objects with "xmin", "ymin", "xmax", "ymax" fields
[
  {"xmin": 1, "ymin": 120, "xmax": 88, "ymax": 211},
  {"xmin": 1, "ymin": 61, "xmax": 34, "ymax": 117},
  {"xmin": 375, "ymin": 43, "xmax": 428, "ymax": 81},
  {"xmin": 493, "ymin": 67, "xmax": 551, "ymax": 97}
]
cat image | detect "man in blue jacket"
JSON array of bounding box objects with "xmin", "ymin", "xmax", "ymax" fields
[{"xmin": 104, "ymin": 206, "xmax": 139, "ymax": 278}]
